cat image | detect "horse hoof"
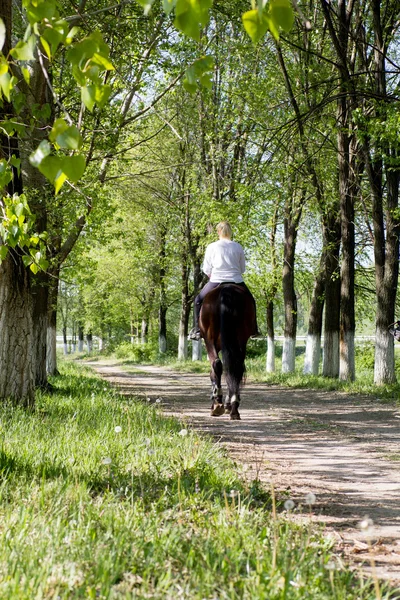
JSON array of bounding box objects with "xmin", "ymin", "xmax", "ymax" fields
[
  {"xmin": 224, "ymin": 404, "xmax": 232, "ymax": 414},
  {"xmin": 230, "ymin": 413, "xmax": 241, "ymax": 421},
  {"xmin": 211, "ymin": 403, "xmax": 225, "ymax": 417}
]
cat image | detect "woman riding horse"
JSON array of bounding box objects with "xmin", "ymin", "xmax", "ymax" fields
[
  {"xmin": 189, "ymin": 221, "xmax": 259, "ymax": 420},
  {"xmin": 188, "ymin": 221, "xmax": 259, "ymax": 340}
]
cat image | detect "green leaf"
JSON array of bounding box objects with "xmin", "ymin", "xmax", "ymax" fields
[
  {"xmin": 0, "ymin": 57, "xmax": 8, "ymax": 76},
  {"xmin": 0, "ymin": 159, "xmax": 13, "ymax": 188},
  {"xmin": 30, "ymin": 262, "xmax": 39, "ymax": 274},
  {"xmin": 0, "ymin": 19, "xmax": 6, "ymax": 51},
  {"xmin": 269, "ymin": 0, "xmax": 294, "ymax": 32},
  {"xmin": 81, "ymin": 85, "xmax": 96, "ymax": 112},
  {"xmin": 54, "ymin": 171, "xmax": 67, "ymax": 194},
  {"xmin": 21, "ymin": 67, "xmax": 30, "ymax": 84},
  {"xmin": 0, "ymin": 72, "xmax": 12, "ymax": 102},
  {"xmin": 22, "ymin": 255, "xmax": 33, "ymax": 267},
  {"xmin": 183, "ymin": 79, "xmax": 197, "ymax": 94},
  {"xmin": 38, "ymin": 257, "xmax": 49, "ymax": 271},
  {"xmin": 10, "ymin": 155, "xmax": 21, "ymax": 174},
  {"xmin": 0, "ymin": 245, "xmax": 9, "ymax": 260},
  {"xmin": 15, "ymin": 203, "xmax": 25, "ymax": 217},
  {"xmin": 61, "ymin": 154, "xmax": 86, "ymax": 182},
  {"xmin": 183, "ymin": 55, "xmax": 214, "ymax": 93},
  {"xmin": 65, "ymin": 26, "xmax": 80, "ymax": 45},
  {"xmin": 29, "ymin": 140, "xmax": 51, "ymax": 168},
  {"xmin": 58, "ymin": 125, "xmax": 82, "ymax": 149},
  {"xmin": 40, "ymin": 36, "xmax": 51, "ymax": 59},
  {"xmin": 67, "ymin": 38, "xmax": 98, "ymax": 68},
  {"xmin": 163, "ymin": 0, "xmax": 177, "ymax": 15},
  {"xmin": 24, "ymin": 0, "xmax": 57, "ymax": 25},
  {"xmin": 37, "ymin": 155, "xmax": 63, "ymax": 182},
  {"xmin": 174, "ymin": 0, "xmax": 213, "ymax": 41},
  {"xmin": 49, "ymin": 117, "xmax": 68, "ymax": 142},
  {"xmin": 41, "ymin": 19, "xmax": 68, "ymax": 56},
  {"xmin": 91, "ymin": 52, "xmax": 114, "ymax": 71},
  {"xmin": 95, "ymin": 84, "xmax": 112, "ymax": 108},
  {"xmin": 136, "ymin": 0, "xmax": 155, "ymax": 15},
  {"xmin": 50, "ymin": 119, "xmax": 82, "ymax": 149},
  {"xmin": 10, "ymin": 35, "xmax": 36, "ymax": 60},
  {"xmin": 242, "ymin": 9, "xmax": 269, "ymax": 43}
]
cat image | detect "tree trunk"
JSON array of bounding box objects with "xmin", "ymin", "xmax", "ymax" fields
[
  {"xmin": 338, "ymin": 121, "xmax": 356, "ymax": 381},
  {"xmin": 158, "ymin": 303, "xmax": 167, "ymax": 353},
  {"xmin": 0, "ymin": 253, "xmax": 35, "ymax": 405},
  {"xmin": 303, "ymin": 265, "xmax": 324, "ymax": 375},
  {"xmin": 366, "ymin": 1, "xmax": 400, "ymax": 384},
  {"xmin": 141, "ymin": 317, "xmax": 148, "ymax": 345},
  {"xmin": 178, "ymin": 299, "xmax": 191, "ymax": 360},
  {"xmin": 32, "ymin": 272, "xmax": 49, "ymax": 387},
  {"xmin": 63, "ymin": 325, "xmax": 68, "ymax": 355},
  {"xmin": 158, "ymin": 228, "xmax": 168, "ymax": 353},
  {"xmin": 282, "ymin": 216, "xmax": 300, "ymax": 373},
  {"xmin": 322, "ymin": 219, "xmax": 341, "ymax": 377},
  {"xmin": 78, "ymin": 325, "xmax": 84, "ymax": 352},
  {"xmin": 46, "ymin": 273, "xmax": 59, "ymax": 375},
  {"xmin": 86, "ymin": 332, "xmax": 93, "ymax": 354},
  {"xmin": 266, "ymin": 300, "xmax": 275, "ymax": 373}
]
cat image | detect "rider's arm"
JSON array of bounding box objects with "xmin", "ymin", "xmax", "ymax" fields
[
  {"xmin": 239, "ymin": 247, "xmax": 246, "ymax": 275},
  {"xmin": 202, "ymin": 245, "xmax": 213, "ymax": 278}
]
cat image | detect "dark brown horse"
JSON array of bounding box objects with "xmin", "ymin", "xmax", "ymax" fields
[{"xmin": 199, "ymin": 283, "xmax": 257, "ymax": 420}]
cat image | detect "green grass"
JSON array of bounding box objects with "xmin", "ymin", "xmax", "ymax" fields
[{"xmin": 0, "ymin": 362, "xmax": 397, "ymax": 598}]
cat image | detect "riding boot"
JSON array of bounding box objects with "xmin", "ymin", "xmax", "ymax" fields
[{"xmin": 188, "ymin": 303, "xmax": 202, "ymax": 340}]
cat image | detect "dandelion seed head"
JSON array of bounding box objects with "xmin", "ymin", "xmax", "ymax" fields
[
  {"xmin": 114, "ymin": 426, "xmax": 122, "ymax": 433},
  {"xmin": 145, "ymin": 438, "xmax": 151, "ymax": 446},
  {"xmin": 229, "ymin": 489, "xmax": 238, "ymax": 498},
  {"xmin": 284, "ymin": 499, "xmax": 295, "ymax": 511},
  {"xmin": 325, "ymin": 560, "xmax": 336, "ymax": 571},
  {"xmin": 305, "ymin": 492, "xmax": 316, "ymax": 505},
  {"xmin": 147, "ymin": 449, "xmax": 154, "ymax": 455},
  {"xmin": 179, "ymin": 429, "xmax": 188, "ymax": 437},
  {"xmin": 102, "ymin": 457, "xmax": 112, "ymax": 465},
  {"xmin": 155, "ymin": 398, "xmax": 161, "ymax": 404},
  {"xmin": 359, "ymin": 516, "xmax": 374, "ymax": 532}
]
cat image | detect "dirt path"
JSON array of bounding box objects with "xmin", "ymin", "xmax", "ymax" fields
[{"xmin": 87, "ymin": 360, "xmax": 400, "ymax": 584}]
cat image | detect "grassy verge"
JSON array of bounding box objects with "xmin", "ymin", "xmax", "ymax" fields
[{"xmin": 0, "ymin": 361, "xmax": 396, "ymax": 598}]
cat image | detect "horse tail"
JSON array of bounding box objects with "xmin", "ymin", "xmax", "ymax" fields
[{"xmin": 220, "ymin": 287, "xmax": 246, "ymax": 395}]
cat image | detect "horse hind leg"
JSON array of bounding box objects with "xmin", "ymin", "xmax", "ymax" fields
[
  {"xmin": 229, "ymin": 394, "xmax": 241, "ymax": 420},
  {"xmin": 210, "ymin": 358, "xmax": 224, "ymax": 417},
  {"xmin": 224, "ymin": 393, "xmax": 241, "ymax": 420}
]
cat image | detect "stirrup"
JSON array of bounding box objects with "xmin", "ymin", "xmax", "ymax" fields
[
  {"xmin": 250, "ymin": 330, "xmax": 262, "ymax": 339},
  {"xmin": 188, "ymin": 328, "xmax": 201, "ymax": 341},
  {"xmin": 389, "ymin": 321, "xmax": 400, "ymax": 342}
]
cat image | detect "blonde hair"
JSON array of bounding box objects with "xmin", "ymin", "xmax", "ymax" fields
[{"xmin": 216, "ymin": 221, "xmax": 232, "ymax": 239}]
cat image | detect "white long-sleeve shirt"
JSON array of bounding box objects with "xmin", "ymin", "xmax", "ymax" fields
[{"xmin": 202, "ymin": 239, "xmax": 245, "ymax": 283}]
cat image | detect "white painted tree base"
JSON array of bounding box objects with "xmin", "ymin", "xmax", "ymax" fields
[
  {"xmin": 374, "ymin": 328, "xmax": 396, "ymax": 384},
  {"xmin": 266, "ymin": 336, "xmax": 275, "ymax": 373},
  {"xmin": 282, "ymin": 337, "xmax": 296, "ymax": 373},
  {"xmin": 303, "ymin": 334, "xmax": 321, "ymax": 375},
  {"xmin": 178, "ymin": 334, "xmax": 187, "ymax": 360},
  {"xmin": 192, "ymin": 340, "xmax": 202, "ymax": 361}
]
